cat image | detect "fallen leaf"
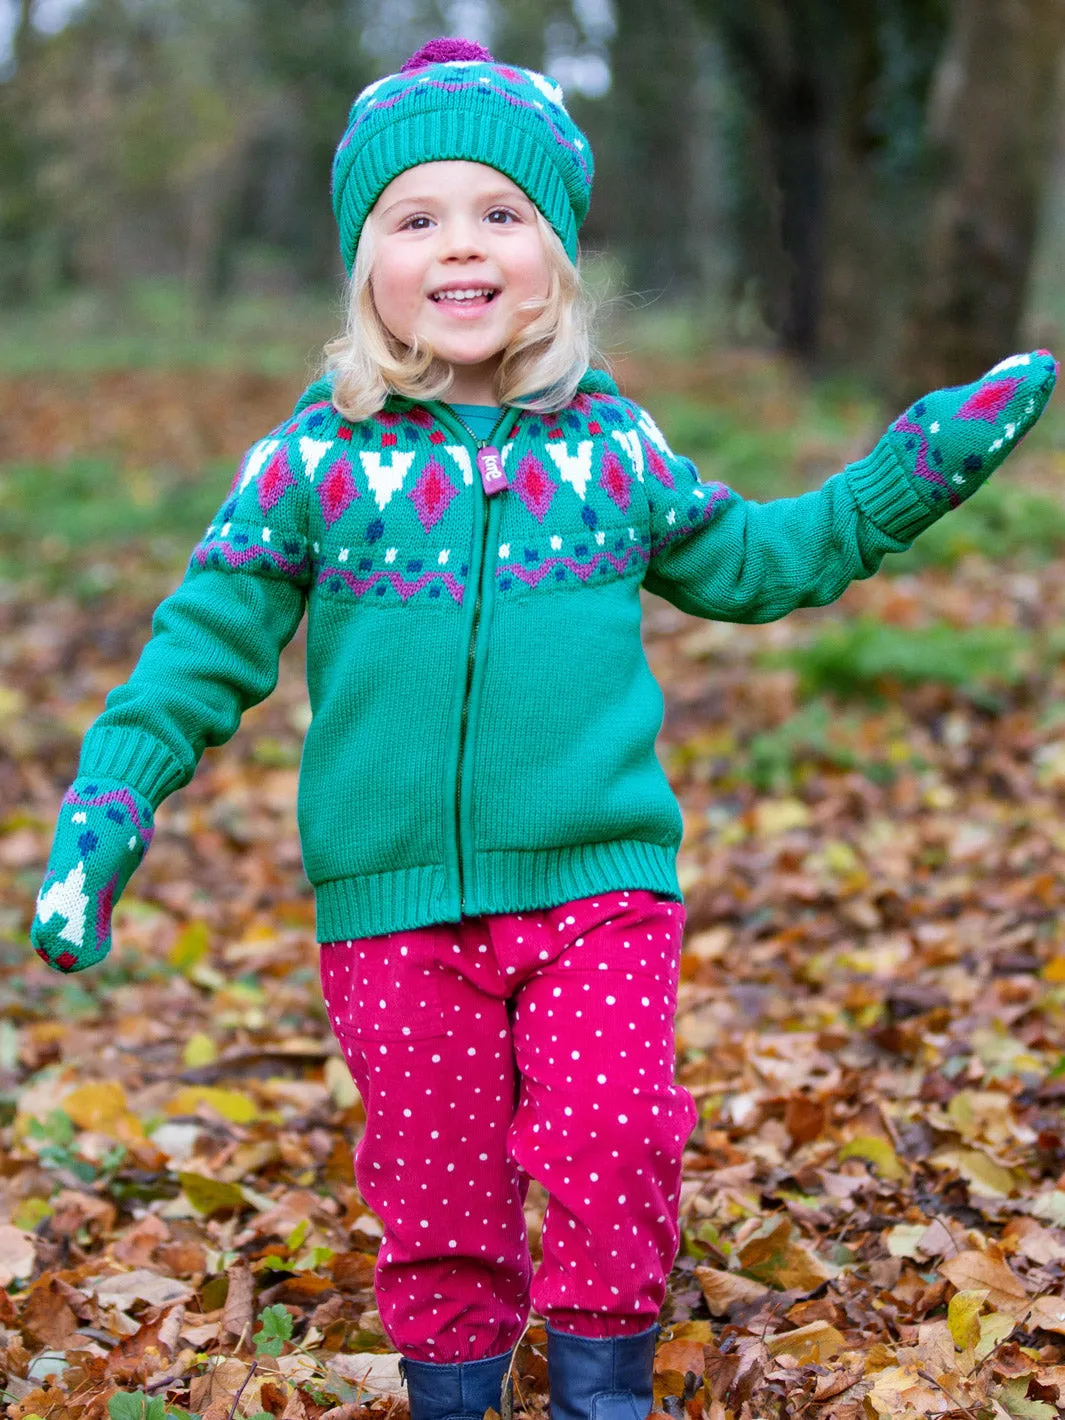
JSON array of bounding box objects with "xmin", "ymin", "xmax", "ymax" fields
[
  {"xmin": 695, "ymin": 1266, "xmax": 770, "ymax": 1315},
  {"xmin": 179, "ymin": 1171, "xmax": 249, "ymax": 1216},
  {"xmin": 168, "ymin": 1085, "xmax": 261, "ymax": 1123},
  {"xmin": 223, "ymin": 1254, "xmax": 255, "ymax": 1342},
  {"xmin": 931, "ymin": 1145, "xmax": 1019, "ymax": 1197},
  {"xmin": 1026, "ymin": 1294, "xmax": 1065, "ymax": 1336},
  {"xmin": 764, "ymin": 1319, "xmax": 847, "ymax": 1363},
  {"xmin": 86, "ymin": 1268, "xmax": 193, "ymax": 1309},
  {"xmin": 948, "ymin": 1288, "xmax": 987, "ymax": 1350},
  {"xmin": 737, "ymin": 1217, "xmax": 838, "ymax": 1292},
  {"xmin": 327, "ymin": 1351, "xmax": 405, "ymax": 1396},
  {"xmin": 838, "ymin": 1134, "xmax": 906, "ymax": 1180},
  {"xmin": 940, "ymin": 1248, "xmax": 1029, "ymax": 1317},
  {"xmin": 654, "ymin": 1338, "xmax": 706, "ymax": 1376},
  {"xmin": 0, "ymin": 1225, "xmax": 37, "ymax": 1285}
]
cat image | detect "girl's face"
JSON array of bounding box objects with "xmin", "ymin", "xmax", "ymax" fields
[{"xmin": 369, "ymin": 161, "xmax": 553, "ymax": 404}]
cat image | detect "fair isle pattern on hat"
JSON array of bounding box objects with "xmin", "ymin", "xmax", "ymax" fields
[{"xmin": 331, "ymin": 37, "xmax": 594, "ymax": 272}]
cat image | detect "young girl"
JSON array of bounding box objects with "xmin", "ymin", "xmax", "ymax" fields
[{"xmin": 31, "ymin": 35, "xmax": 1057, "ymax": 1420}]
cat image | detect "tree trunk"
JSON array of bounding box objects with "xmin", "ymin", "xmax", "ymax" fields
[
  {"xmin": 896, "ymin": 0, "xmax": 1065, "ymax": 398},
  {"xmin": 605, "ymin": 0, "xmax": 703, "ymax": 295}
]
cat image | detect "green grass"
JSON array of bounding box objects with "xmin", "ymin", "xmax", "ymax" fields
[
  {"xmin": 0, "ymin": 457, "xmax": 222, "ymax": 593},
  {"xmin": 653, "ymin": 390, "xmax": 1065, "ymax": 561},
  {"xmin": 0, "ymin": 278, "xmax": 339, "ymax": 375},
  {"xmin": 767, "ymin": 617, "xmax": 1060, "ymax": 704},
  {"xmin": 891, "ymin": 479, "xmax": 1065, "ymax": 569}
]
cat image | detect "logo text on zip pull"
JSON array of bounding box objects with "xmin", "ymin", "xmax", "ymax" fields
[{"xmin": 477, "ymin": 446, "xmax": 508, "ymax": 496}]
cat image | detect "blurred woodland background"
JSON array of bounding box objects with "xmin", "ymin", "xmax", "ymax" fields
[
  {"xmin": 3, "ymin": 0, "xmax": 1065, "ymax": 390},
  {"xmin": 14, "ymin": 5, "xmax": 1065, "ymax": 1418}
]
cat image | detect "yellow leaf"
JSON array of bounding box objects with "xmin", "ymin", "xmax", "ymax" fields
[
  {"xmin": 62, "ymin": 1080, "xmax": 127, "ymax": 1132},
  {"xmin": 325, "ymin": 1056, "xmax": 360, "ymax": 1110},
  {"xmin": 838, "ymin": 1135, "xmax": 906, "ymax": 1181},
  {"xmin": 947, "ymin": 1288, "xmax": 987, "ymax": 1350},
  {"xmin": 0, "ymin": 686, "xmax": 27, "ymax": 720},
  {"xmin": 1041, "ymin": 955, "xmax": 1065, "ymax": 984},
  {"xmin": 168, "ymin": 1086, "xmax": 260, "ymax": 1124},
  {"xmin": 931, "ymin": 1146, "xmax": 1018, "ymax": 1198},
  {"xmin": 169, "ymin": 919, "xmax": 210, "ymax": 973},
  {"xmin": 885, "ymin": 1224, "xmax": 927, "ymax": 1259},
  {"xmin": 755, "ymin": 798, "xmax": 810, "ymax": 836},
  {"xmin": 179, "ymin": 1172, "xmax": 248, "ymax": 1216},
  {"xmin": 975, "ymin": 1309, "xmax": 1016, "ymax": 1362},
  {"xmin": 821, "ymin": 840, "xmax": 860, "ymax": 876},
  {"xmin": 183, "ymin": 1033, "xmax": 218, "ymax": 1068},
  {"xmin": 864, "ymin": 1364, "xmax": 949, "ymax": 1418},
  {"xmin": 765, "ymin": 1320, "xmax": 847, "ymax": 1364},
  {"xmin": 62, "ymin": 1080, "xmax": 144, "ymax": 1141}
]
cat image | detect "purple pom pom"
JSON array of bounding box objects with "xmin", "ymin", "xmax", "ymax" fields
[{"xmin": 401, "ymin": 38, "xmax": 495, "ymax": 73}]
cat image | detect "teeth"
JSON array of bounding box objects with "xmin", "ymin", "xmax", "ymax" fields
[{"xmin": 432, "ymin": 288, "xmax": 494, "ymax": 302}]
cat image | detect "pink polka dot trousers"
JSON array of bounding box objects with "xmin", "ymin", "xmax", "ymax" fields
[{"xmin": 320, "ymin": 891, "xmax": 697, "ymax": 1363}]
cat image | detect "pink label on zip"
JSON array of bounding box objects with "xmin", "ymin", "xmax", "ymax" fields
[{"xmin": 477, "ymin": 445, "xmax": 508, "ymax": 496}]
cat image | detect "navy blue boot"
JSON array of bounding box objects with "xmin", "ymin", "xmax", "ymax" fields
[
  {"xmin": 401, "ymin": 1351, "xmax": 513, "ymax": 1420},
  {"xmin": 546, "ymin": 1324, "xmax": 658, "ymax": 1420}
]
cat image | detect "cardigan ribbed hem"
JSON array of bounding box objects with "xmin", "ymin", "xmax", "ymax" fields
[
  {"xmin": 79, "ymin": 727, "xmax": 189, "ymax": 807},
  {"xmin": 313, "ymin": 840, "xmax": 680, "ymax": 943},
  {"xmin": 843, "ymin": 440, "xmax": 944, "ymax": 543}
]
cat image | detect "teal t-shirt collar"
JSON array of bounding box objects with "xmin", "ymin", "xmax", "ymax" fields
[{"xmin": 291, "ymin": 366, "xmax": 620, "ymax": 419}]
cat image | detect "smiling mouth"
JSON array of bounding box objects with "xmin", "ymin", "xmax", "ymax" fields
[{"xmin": 430, "ymin": 287, "xmax": 499, "ymax": 304}]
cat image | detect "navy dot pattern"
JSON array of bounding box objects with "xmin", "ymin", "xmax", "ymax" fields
[{"xmin": 320, "ymin": 890, "xmax": 697, "ymax": 1363}]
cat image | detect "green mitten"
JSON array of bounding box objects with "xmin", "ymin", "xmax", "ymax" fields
[
  {"xmin": 31, "ymin": 777, "xmax": 155, "ymax": 973},
  {"xmin": 885, "ymin": 350, "xmax": 1057, "ymax": 509}
]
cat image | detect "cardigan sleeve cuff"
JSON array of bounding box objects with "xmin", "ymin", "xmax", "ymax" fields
[
  {"xmin": 843, "ymin": 437, "xmax": 945, "ymax": 544},
  {"xmin": 78, "ymin": 726, "xmax": 191, "ymax": 808}
]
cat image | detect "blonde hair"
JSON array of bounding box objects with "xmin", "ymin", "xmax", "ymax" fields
[{"xmin": 324, "ymin": 210, "xmax": 597, "ymax": 422}]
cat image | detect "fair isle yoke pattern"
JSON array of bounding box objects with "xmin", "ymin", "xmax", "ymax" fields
[
  {"xmin": 191, "ymin": 393, "xmax": 734, "ymax": 607},
  {"xmin": 50, "ymin": 352, "xmax": 1054, "ymax": 961}
]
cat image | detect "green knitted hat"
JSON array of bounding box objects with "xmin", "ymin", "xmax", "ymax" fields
[{"xmin": 331, "ymin": 37, "xmax": 594, "ymax": 272}]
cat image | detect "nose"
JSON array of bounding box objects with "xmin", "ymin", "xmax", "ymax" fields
[{"xmin": 439, "ymin": 214, "xmax": 486, "ymax": 262}]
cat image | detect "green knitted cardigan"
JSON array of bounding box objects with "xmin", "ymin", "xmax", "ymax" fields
[{"xmin": 70, "ymin": 366, "xmax": 1023, "ymax": 941}]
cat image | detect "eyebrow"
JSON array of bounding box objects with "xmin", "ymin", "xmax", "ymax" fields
[{"xmin": 378, "ymin": 189, "xmax": 534, "ymax": 218}]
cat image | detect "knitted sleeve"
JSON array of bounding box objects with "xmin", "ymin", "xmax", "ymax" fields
[
  {"xmin": 75, "ymin": 425, "xmax": 312, "ymax": 807},
  {"xmin": 633, "ymin": 402, "xmax": 920, "ymax": 623},
  {"xmin": 639, "ymin": 352, "xmax": 1057, "ymax": 622}
]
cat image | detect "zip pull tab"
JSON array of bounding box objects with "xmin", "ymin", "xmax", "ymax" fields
[{"xmin": 477, "ymin": 445, "xmax": 508, "ymax": 496}]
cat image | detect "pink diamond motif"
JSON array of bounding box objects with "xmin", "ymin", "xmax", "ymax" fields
[
  {"xmin": 953, "ymin": 376, "xmax": 1022, "ymax": 423},
  {"xmin": 599, "ymin": 451, "xmax": 632, "ymax": 512},
  {"xmin": 512, "ymin": 454, "xmax": 556, "ymax": 522},
  {"xmin": 643, "ymin": 441, "xmax": 675, "ymax": 489},
  {"xmin": 319, "ymin": 457, "xmax": 358, "ymax": 526},
  {"xmin": 258, "ymin": 448, "xmax": 296, "ymax": 511},
  {"xmin": 409, "ymin": 459, "xmax": 458, "ymax": 530}
]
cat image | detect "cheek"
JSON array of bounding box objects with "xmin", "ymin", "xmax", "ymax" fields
[
  {"xmin": 371, "ymin": 256, "xmax": 421, "ymax": 335},
  {"xmin": 521, "ymin": 247, "xmax": 553, "ymax": 300}
]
